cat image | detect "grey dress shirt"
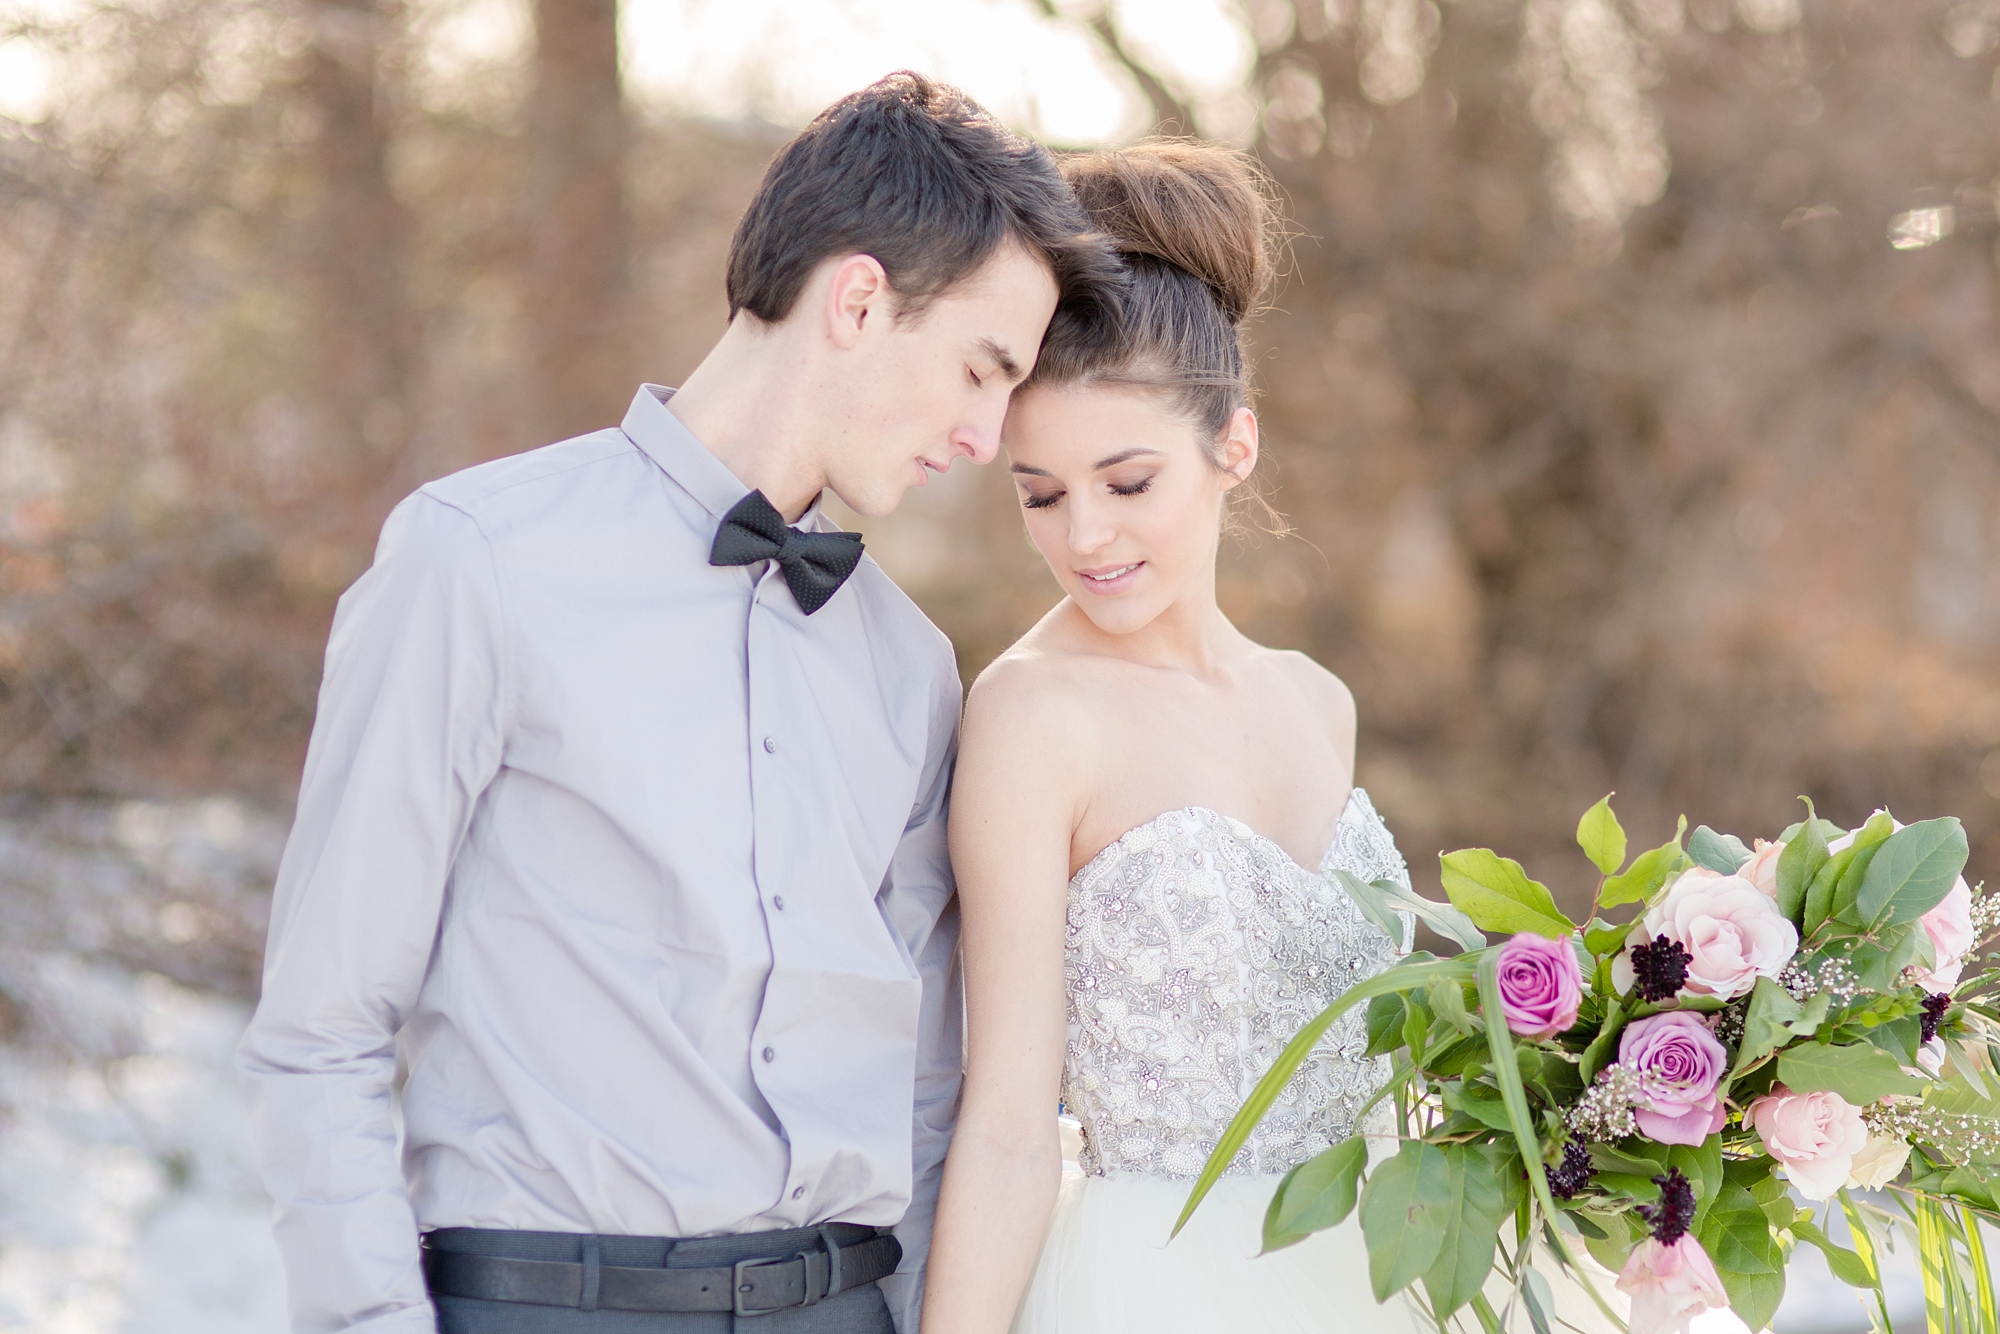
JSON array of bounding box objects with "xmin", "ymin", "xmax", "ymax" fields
[{"xmin": 238, "ymin": 385, "xmax": 965, "ymax": 1334}]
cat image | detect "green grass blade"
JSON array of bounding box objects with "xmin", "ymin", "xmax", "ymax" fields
[
  {"xmin": 1918, "ymin": 1194, "xmax": 1951, "ymax": 1334},
  {"xmin": 1469, "ymin": 1291, "xmax": 1505, "ymax": 1334},
  {"xmin": 1838, "ymin": 1188, "xmax": 1895, "ymax": 1334},
  {"xmin": 1962, "ymin": 1206, "xmax": 1997, "ymax": 1334},
  {"xmin": 1174, "ymin": 954, "xmax": 1473, "ymax": 1236},
  {"xmin": 1474, "ymin": 953, "xmax": 1625, "ymax": 1329}
]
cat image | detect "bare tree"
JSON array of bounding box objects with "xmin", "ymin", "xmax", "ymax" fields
[{"xmin": 523, "ymin": 0, "xmax": 633, "ymax": 443}]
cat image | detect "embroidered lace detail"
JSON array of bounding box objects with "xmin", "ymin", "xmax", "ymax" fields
[{"xmin": 1062, "ymin": 788, "xmax": 1412, "ymax": 1179}]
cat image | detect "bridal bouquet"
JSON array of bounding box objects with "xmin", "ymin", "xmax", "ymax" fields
[{"xmin": 1180, "ymin": 796, "xmax": 2000, "ymax": 1334}]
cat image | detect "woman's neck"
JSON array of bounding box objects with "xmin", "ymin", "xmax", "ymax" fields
[{"xmin": 1056, "ymin": 582, "xmax": 1249, "ymax": 680}]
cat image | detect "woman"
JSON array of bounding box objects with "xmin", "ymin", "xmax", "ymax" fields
[{"xmin": 920, "ymin": 140, "xmax": 1429, "ymax": 1334}]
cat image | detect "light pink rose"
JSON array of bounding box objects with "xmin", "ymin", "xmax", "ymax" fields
[
  {"xmin": 1618, "ymin": 1011, "xmax": 1729, "ymax": 1146},
  {"xmin": 1915, "ymin": 877, "xmax": 1976, "ymax": 991},
  {"xmin": 1618, "ymin": 867, "xmax": 1798, "ymax": 1001},
  {"xmin": 1742, "ymin": 838, "xmax": 1783, "ymax": 898},
  {"xmin": 1749, "ymin": 1085, "xmax": 1869, "ymax": 1201},
  {"xmin": 1495, "ymin": 932, "xmax": 1585, "ymax": 1039},
  {"xmin": 1617, "ymin": 1236, "xmax": 1730, "ymax": 1334}
]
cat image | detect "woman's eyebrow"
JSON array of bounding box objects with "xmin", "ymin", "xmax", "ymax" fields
[
  {"xmin": 1009, "ymin": 463, "xmax": 1055, "ymax": 477},
  {"xmin": 1094, "ymin": 447, "xmax": 1163, "ymax": 469}
]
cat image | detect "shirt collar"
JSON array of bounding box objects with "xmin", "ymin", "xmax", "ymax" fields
[{"xmin": 621, "ymin": 383, "xmax": 830, "ymax": 530}]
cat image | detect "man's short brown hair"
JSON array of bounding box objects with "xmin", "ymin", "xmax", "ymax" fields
[{"xmin": 726, "ymin": 72, "xmax": 1123, "ymax": 332}]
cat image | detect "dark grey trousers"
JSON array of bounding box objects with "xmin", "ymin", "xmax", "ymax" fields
[{"xmin": 427, "ymin": 1227, "xmax": 896, "ymax": 1334}]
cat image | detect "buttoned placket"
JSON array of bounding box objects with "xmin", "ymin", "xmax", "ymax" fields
[{"xmin": 742, "ymin": 559, "xmax": 809, "ymax": 1221}]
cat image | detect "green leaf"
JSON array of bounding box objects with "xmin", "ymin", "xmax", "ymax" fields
[
  {"xmin": 1364, "ymin": 993, "xmax": 1405, "ymax": 1058},
  {"xmin": 1177, "ymin": 954, "xmax": 1472, "ymax": 1236},
  {"xmin": 1262, "ymin": 1135, "xmax": 1368, "ymax": 1253},
  {"xmin": 1776, "ymin": 799, "xmax": 1829, "ymax": 923},
  {"xmin": 1776, "ymin": 1043, "xmax": 1927, "ymax": 1104},
  {"xmin": 1733, "ymin": 976, "xmax": 1804, "ymax": 1077},
  {"xmin": 1793, "ymin": 1217, "xmax": 1876, "ymax": 1287},
  {"xmin": 1418, "ymin": 1143, "xmax": 1520, "ymax": 1319},
  {"xmin": 1579, "ymin": 998, "xmax": 1625, "ymax": 1085},
  {"xmin": 1688, "ymin": 824, "xmax": 1751, "ymax": 874},
  {"xmin": 1829, "ymin": 828, "xmax": 1891, "ymax": 926},
  {"xmin": 1577, "ymin": 795, "xmax": 1627, "ymax": 876},
  {"xmin": 1698, "ymin": 1186, "xmax": 1782, "ymax": 1275},
  {"xmin": 1439, "ymin": 849, "xmax": 1574, "ymax": 938},
  {"xmin": 1668, "ymin": 1136, "xmax": 1723, "ymax": 1224},
  {"xmin": 1428, "ymin": 975, "xmax": 1480, "ymax": 1035},
  {"xmin": 1473, "ymin": 953, "xmax": 1624, "ymax": 1327},
  {"xmin": 1583, "ymin": 917, "xmax": 1631, "ymax": 957},
  {"xmin": 1333, "ymin": 868, "xmax": 1486, "ymax": 953},
  {"xmin": 1837, "ymin": 1189, "xmax": 1896, "ymax": 1334},
  {"xmin": 1856, "ymin": 818, "xmax": 1970, "ymax": 927},
  {"xmin": 1599, "ymin": 819, "xmax": 1688, "ymax": 908},
  {"xmin": 1358, "ymin": 1141, "xmax": 1451, "ymax": 1300}
]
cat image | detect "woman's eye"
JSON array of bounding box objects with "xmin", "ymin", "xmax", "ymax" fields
[
  {"xmin": 966, "ymin": 367, "xmax": 984, "ymax": 389},
  {"xmin": 1109, "ymin": 478, "xmax": 1153, "ymax": 497},
  {"xmin": 1022, "ymin": 491, "xmax": 1063, "ymax": 510}
]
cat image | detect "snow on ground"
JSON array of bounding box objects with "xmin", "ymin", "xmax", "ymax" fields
[{"xmin": 0, "ymin": 798, "xmax": 1962, "ymax": 1331}]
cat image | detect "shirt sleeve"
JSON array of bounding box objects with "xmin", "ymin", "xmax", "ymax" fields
[
  {"xmin": 237, "ymin": 492, "xmax": 508, "ymax": 1334},
  {"xmin": 872, "ymin": 656, "xmax": 965, "ymax": 1334}
]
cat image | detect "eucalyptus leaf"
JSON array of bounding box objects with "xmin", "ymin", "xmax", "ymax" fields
[
  {"xmin": 1334, "ymin": 868, "xmax": 1486, "ymax": 953},
  {"xmin": 1698, "ymin": 1187, "xmax": 1782, "ymax": 1276},
  {"xmin": 1418, "ymin": 1143, "xmax": 1519, "ymax": 1319},
  {"xmin": 1776, "ymin": 799, "xmax": 1829, "ymax": 922},
  {"xmin": 1856, "ymin": 818, "xmax": 1969, "ymax": 927},
  {"xmin": 1439, "ymin": 849, "xmax": 1574, "ymax": 938},
  {"xmin": 1793, "ymin": 1218, "xmax": 1876, "ymax": 1287},
  {"xmin": 1577, "ymin": 795, "xmax": 1627, "ymax": 876},
  {"xmin": 1688, "ymin": 825, "xmax": 1752, "ymax": 874},
  {"xmin": 1428, "ymin": 975, "xmax": 1480, "ymax": 1035},
  {"xmin": 1732, "ymin": 977, "xmax": 1804, "ymax": 1077},
  {"xmin": 1358, "ymin": 1141, "xmax": 1451, "ymax": 1300},
  {"xmin": 1599, "ymin": 819, "xmax": 1689, "ymax": 908},
  {"xmin": 1777, "ymin": 1042, "xmax": 1927, "ymax": 1104},
  {"xmin": 1262, "ymin": 1135, "xmax": 1368, "ymax": 1253}
]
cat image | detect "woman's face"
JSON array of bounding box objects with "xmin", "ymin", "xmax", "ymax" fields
[{"xmin": 1002, "ymin": 384, "xmax": 1256, "ymax": 637}]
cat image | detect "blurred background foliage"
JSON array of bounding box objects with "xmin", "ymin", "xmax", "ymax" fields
[{"xmin": 1, "ymin": 0, "xmax": 1998, "ymax": 930}]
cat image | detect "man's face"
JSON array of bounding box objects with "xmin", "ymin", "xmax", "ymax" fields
[{"xmin": 822, "ymin": 243, "xmax": 1060, "ymax": 517}]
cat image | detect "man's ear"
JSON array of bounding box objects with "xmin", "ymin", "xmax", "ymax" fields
[
  {"xmin": 1218, "ymin": 407, "xmax": 1259, "ymax": 490},
  {"xmin": 824, "ymin": 254, "xmax": 891, "ymax": 350}
]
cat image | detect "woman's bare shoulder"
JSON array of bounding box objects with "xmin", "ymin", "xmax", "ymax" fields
[{"xmin": 1261, "ymin": 646, "xmax": 1358, "ymax": 757}]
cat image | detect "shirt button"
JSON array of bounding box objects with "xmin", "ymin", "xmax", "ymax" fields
[
  {"xmin": 791, "ymin": 1186, "xmax": 806, "ymax": 1201},
  {"xmin": 772, "ymin": 895, "xmax": 786, "ymax": 910},
  {"xmin": 762, "ymin": 1046, "xmax": 775, "ymax": 1063},
  {"xmin": 762, "ymin": 737, "xmax": 778, "ymax": 753}
]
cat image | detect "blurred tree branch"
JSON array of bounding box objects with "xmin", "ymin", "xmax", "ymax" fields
[{"xmin": 1027, "ymin": 0, "xmax": 1194, "ymax": 134}]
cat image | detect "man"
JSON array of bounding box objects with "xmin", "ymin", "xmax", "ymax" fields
[{"xmin": 239, "ymin": 72, "xmax": 1121, "ymax": 1334}]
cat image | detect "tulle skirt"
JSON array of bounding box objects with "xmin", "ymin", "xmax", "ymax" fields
[{"xmin": 1009, "ymin": 1169, "xmax": 1633, "ymax": 1334}]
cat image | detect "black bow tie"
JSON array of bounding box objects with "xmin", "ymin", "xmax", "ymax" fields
[{"xmin": 707, "ymin": 490, "xmax": 865, "ymax": 615}]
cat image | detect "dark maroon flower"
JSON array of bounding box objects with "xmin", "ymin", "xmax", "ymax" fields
[
  {"xmin": 1630, "ymin": 935, "xmax": 1693, "ymax": 1004},
  {"xmin": 1637, "ymin": 1167, "xmax": 1697, "ymax": 1246},
  {"xmin": 1921, "ymin": 992, "xmax": 1951, "ymax": 1045},
  {"xmin": 1546, "ymin": 1137, "xmax": 1594, "ymax": 1200}
]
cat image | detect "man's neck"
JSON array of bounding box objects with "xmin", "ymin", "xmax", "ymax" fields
[{"xmin": 664, "ymin": 318, "xmax": 831, "ymax": 523}]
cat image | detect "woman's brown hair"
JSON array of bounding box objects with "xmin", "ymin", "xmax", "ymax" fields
[{"xmin": 1027, "ymin": 138, "xmax": 1280, "ymax": 496}]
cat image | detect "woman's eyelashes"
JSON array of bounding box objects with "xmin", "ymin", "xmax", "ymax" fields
[{"xmin": 1019, "ymin": 475, "xmax": 1157, "ymax": 511}]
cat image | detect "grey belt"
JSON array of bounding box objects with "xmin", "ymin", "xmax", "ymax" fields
[{"xmin": 422, "ymin": 1226, "xmax": 901, "ymax": 1317}]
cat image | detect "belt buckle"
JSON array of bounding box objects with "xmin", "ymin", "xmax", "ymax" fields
[{"xmin": 732, "ymin": 1255, "xmax": 790, "ymax": 1318}]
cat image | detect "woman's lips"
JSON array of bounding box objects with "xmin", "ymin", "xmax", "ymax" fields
[{"xmin": 1075, "ymin": 562, "xmax": 1143, "ymax": 595}]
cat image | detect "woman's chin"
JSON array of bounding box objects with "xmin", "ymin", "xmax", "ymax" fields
[{"xmin": 1069, "ymin": 593, "xmax": 1164, "ymax": 638}]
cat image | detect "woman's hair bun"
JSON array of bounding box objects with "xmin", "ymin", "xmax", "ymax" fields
[{"xmin": 1057, "ymin": 138, "xmax": 1275, "ymax": 326}]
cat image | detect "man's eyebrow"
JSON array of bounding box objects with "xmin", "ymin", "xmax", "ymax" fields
[
  {"xmin": 1093, "ymin": 447, "xmax": 1163, "ymax": 469},
  {"xmin": 978, "ymin": 337, "xmax": 1024, "ymax": 382},
  {"xmin": 1009, "ymin": 463, "xmax": 1054, "ymax": 477}
]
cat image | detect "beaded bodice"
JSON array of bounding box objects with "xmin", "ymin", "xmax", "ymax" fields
[{"xmin": 1062, "ymin": 788, "xmax": 1412, "ymax": 1179}]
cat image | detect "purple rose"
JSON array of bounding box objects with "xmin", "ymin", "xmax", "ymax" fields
[
  {"xmin": 1495, "ymin": 933, "xmax": 1584, "ymax": 1039},
  {"xmin": 1617, "ymin": 1011, "xmax": 1728, "ymax": 1147}
]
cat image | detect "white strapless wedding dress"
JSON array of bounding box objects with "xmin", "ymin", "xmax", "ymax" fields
[{"xmin": 1011, "ymin": 790, "xmax": 1626, "ymax": 1334}]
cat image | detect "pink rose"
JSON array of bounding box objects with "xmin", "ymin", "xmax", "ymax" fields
[
  {"xmin": 1749, "ymin": 1085, "xmax": 1869, "ymax": 1201},
  {"xmin": 1495, "ymin": 933, "xmax": 1585, "ymax": 1039},
  {"xmin": 1618, "ymin": 1011, "xmax": 1729, "ymax": 1146},
  {"xmin": 1915, "ymin": 877, "xmax": 1975, "ymax": 991},
  {"xmin": 1742, "ymin": 838, "xmax": 1782, "ymax": 898},
  {"xmin": 1617, "ymin": 1236, "xmax": 1730, "ymax": 1334},
  {"xmin": 1616, "ymin": 868, "xmax": 1797, "ymax": 1001}
]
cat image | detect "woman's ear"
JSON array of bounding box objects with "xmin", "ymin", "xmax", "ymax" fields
[{"xmin": 1217, "ymin": 408, "xmax": 1259, "ymax": 490}]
